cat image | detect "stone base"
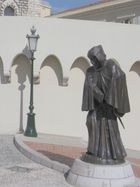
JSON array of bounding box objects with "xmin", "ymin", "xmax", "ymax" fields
[
  {"xmin": 66, "ymin": 159, "xmax": 140, "ymax": 187},
  {"xmin": 81, "ymin": 153, "xmax": 125, "ymax": 165}
]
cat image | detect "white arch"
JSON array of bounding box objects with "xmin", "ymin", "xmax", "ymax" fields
[
  {"xmin": 11, "ymin": 53, "xmax": 30, "ymax": 67},
  {"xmin": 130, "ymin": 61, "xmax": 140, "ymax": 77},
  {"xmin": 10, "ymin": 53, "xmax": 31, "ymax": 84},
  {"xmin": 71, "ymin": 56, "xmax": 90, "ymax": 74},
  {"xmin": 1, "ymin": 0, "xmax": 19, "ymax": 16},
  {"xmin": 40, "ymin": 54, "xmax": 63, "ymax": 86},
  {"xmin": 0, "ymin": 57, "xmax": 5, "ymax": 84}
]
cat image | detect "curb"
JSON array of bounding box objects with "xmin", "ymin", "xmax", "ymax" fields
[{"xmin": 14, "ymin": 134, "xmax": 70, "ymax": 174}]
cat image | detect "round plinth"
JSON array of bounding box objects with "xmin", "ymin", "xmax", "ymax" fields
[{"xmin": 66, "ymin": 159, "xmax": 137, "ymax": 187}]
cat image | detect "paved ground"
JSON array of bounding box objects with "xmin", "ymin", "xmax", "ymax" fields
[
  {"xmin": 0, "ymin": 135, "xmax": 72, "ymax": 187},
  {"xmin": 20, "ymin": 134, "xmax": 140, "ymax": 178},
  {"xmin": 2, "ymin": 134, "xmax": 140, "ymax": 186}
]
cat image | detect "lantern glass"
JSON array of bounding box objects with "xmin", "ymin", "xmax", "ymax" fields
[
  {"xmin": 26, "ymin": 26, "xmax": 39, "ymax": 52},
  {"xmin": 27, "ymin": 36, "xmax": 38, "ymax": 52}
]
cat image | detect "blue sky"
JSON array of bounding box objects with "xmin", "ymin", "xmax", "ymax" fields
[{"xmin": 44, "ymin": 0, "xmax": 100, "ymax": 14}]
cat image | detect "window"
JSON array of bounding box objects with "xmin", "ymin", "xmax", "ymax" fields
[
  {"xmin": 124, "ymin": 19, "xmax": 132, "ymax": 24},
  {"xmin": 117, "ymin": 14, "xmax": 135, "ymax": 24},
  {"xmin": 4, "ymin": 6, "xmax": 14, "ymax": 16}
]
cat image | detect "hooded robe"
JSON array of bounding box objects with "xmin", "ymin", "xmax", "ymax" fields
[{"xmin": 82, "ymin": 45, "xmax": 130, "ymax": 164}]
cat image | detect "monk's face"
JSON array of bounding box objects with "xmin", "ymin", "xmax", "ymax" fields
[{"xmin": 90, "ymin": 56, "xmax": 102, "ymax": 69}]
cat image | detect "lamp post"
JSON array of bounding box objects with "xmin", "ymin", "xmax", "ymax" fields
[{"xmin": 24, "ymin": 26, "xmax": 40, "ymax": 137}]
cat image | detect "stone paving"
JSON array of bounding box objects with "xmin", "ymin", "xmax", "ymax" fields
[
  {"xmin": 25, "ymin": 141, "xmax": 140, "ymax": 178},
  {"xmin": 0, "ymin": 135, "xmax": 32, "ymax": 167},
  {"xmin": 20, "ymin": 134, "xmax": 140, "ymax": 179},
  {"xmin": 0, "ymin": 135, "xmax": 72, "ymax": 187},
  {"xmin": 4, "ymin": 133, "xmax": 140, "ymax": 187}
]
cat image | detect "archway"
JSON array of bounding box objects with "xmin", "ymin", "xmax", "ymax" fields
[
  {"xmin": 130, "ymin": 61, "xmax": 140, "ymax": 77},
  {"xmin": 40, "ymin": 55, "xmax": 63, "ymax": 86},
  {"xmin": 0, "ymin": 57, "xmax": 5, "ymax": 84},
  {"xmin": 66, "ymin": 57, "xmax": 90, "ymax": 139},
  {"xmin": 70, "ymin": 57, "xmax": 90, "ymax": 75},
  {"xmin": 11, "ymin": 54, "xmax": 31, "ymax": 133},
  {"xmin": 122, "ymin": 61, "xmax": 140, "ymax": 150},
  {"xmin": 1, "ymin": 0, "xmax": 19, "ymax": 16},
  {"xmin": 4, "ymin": 6, "xmax": 14, "ymax": 16}
]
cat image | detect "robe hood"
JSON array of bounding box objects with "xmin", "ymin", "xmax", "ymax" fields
[{"xmin": 87, "ymin": 45, "xmax": 106, "ymax": 63}]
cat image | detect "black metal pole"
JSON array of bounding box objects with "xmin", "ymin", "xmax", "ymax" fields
[{"xmin": 24, "ymin": 51, "xmax": 37, "ymax": 137}]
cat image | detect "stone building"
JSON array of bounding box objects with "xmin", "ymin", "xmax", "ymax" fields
[{"xmin": 0, "ymin": 0, "xmax": 51, "ymax": 17}]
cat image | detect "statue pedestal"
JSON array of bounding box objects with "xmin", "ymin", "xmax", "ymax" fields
[{"xmin": 66, "ymin": 158, "xmax": 140, "ymax": 187}]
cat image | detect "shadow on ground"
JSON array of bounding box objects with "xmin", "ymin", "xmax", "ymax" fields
[{"xmin": 38, "ymin": 150, "xmax": 74, "ymax": 167}]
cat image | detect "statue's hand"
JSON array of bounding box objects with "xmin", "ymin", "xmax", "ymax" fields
[{"xmin": 114, "ymin": 109, "xmax": 124, "ymax": 117}]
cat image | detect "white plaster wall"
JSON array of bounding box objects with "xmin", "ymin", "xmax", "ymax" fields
[{"xmin": 0, "ymin": 17, "xmax": 140, "ymax": 150}]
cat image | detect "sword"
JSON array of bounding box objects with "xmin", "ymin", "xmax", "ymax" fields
[
  {"xmin": 114, "ymin": 109, "xmax": 125, "ymax": 129},
  {"xmin": 118, "ymin": 116, "xmax": 125, "ymax": 129}
]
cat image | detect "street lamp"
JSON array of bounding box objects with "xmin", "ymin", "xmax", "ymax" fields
[{"xmin": 24, "ymin": 26, "xmax": 40, "ymax": 137}]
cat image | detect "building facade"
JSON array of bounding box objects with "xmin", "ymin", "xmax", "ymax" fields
[
  {"xmin": 0, "ymin": 0, "xmax": 51, "ymax": 17},
  {"xmin": 0, "ymin": 17, "xmax": 140, "ymax": 151},
  {"xmin": 53, "ymin": 0, "xmax": 140, "ymax": 24}
]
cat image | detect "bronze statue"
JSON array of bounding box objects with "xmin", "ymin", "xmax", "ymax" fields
[{"xmin": 81, "ymin": 45, "xmax": 130, "ymax": 165}]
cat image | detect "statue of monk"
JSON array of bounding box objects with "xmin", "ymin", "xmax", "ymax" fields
[{"xmin": 81, "ymin": 45, "xmax": 130, "ymax": 165}]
